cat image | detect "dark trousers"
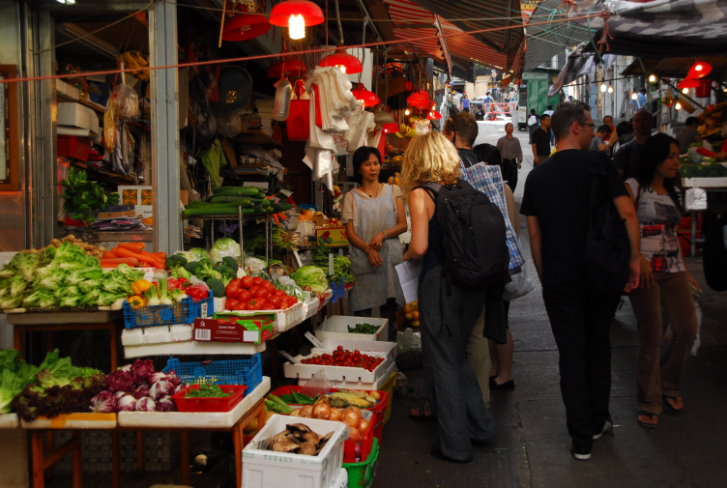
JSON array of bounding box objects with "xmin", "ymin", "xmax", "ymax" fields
[
  {"xmin": 354, "ymin": 298, "xmax": 398, "ymax": 341},
  {"xmin": 501, "ymin": 158, "xmax": 518, "ymax": 191},
  {"xmin": 542, "ymin": 280, "xmax": 620, "ymax": 449},
  {"xmin": 419, "ymin": 266, "xmax": 497, "ymax": 461}
]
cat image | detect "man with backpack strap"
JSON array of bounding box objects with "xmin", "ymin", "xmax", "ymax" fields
[{"xmin": 521, "ymin": 101, "xmax": 642, "ymax": 461}]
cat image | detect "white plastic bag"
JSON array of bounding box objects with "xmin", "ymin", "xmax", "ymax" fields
[
  {"xmin": 686, "ymin": 187, "xmax": 708, "ymax": 211},
  {"xmin": 503, "ymin": 265, "xmax": 535, "ymax": 301},
  {"xmin": 113, "ymin": 84, "xmax": 139, "ymax": 120},
  {"xmin": 299, "ymin": 369, "xmax": 331, "ymax": 398},
  {"xmin": 273, "ymin": 77, "xmax": 292, "ymax": 122}
]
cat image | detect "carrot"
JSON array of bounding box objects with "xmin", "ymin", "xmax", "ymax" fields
[
  {"xmin": 100, "ymin": 257, "xmax": 138, "ymax": 268},
  {"xmin": 116, "ymin": 247, "xmax": 165, "ymax": 269},
  {"xmin": 151, "ymin": 252, "xmax": 167, "ymax": 260},
  {"xmin": 119, "ymin": 242, "xmax": 146, "ymax": 252},
  {"xmin": 141, "ymin": 250, "xmax": 166, "ymax": 267},
  {"xmin": 272, "ymin": 213, "xmax": 280, "ymax": 226},
  {"xmin": 102, "ymin": 251, "xmax": 118, "ymax": 259},
  {"xmin": 110, "ymin": 247, "xmax": 119, "ymax": 255}
]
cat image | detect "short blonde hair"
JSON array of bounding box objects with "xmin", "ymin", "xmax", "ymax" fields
[{"xmin": 400, "ymin": 131, "xmax": 461, "ymax": 197}]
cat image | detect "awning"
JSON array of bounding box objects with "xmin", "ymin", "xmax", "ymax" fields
[{"xmin": 621, "ymin": 55, "xmax": 727, "ymax": 82}]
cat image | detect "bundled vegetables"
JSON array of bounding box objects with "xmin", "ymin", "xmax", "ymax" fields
[
  {"xmin": 243, "ymin": 223, "xmax": 292, "ymax": 254},
  {"xmin": 61, "ymin": 167, "xmax": 120, "ymax": 226},
  {"xmin": 312, "ymin": 243, "xmax": 354, "ymax": 284}
]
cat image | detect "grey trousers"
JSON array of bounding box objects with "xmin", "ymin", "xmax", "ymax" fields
[{"xmin": 419, "ymin": 266, "xmax": 498, "ymax": 461}]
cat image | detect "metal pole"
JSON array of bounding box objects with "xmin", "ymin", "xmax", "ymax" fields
[{"xmin": 239, "ymin": 207, "xmax": 244, "ymax": 264}]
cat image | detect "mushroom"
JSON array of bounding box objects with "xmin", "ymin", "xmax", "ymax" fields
[
  {"xmin": 302, "ymin": 431, "xmax": 321, "ymax": 445},
  {"xmin": 298, "ymin": 441, "xmax": 317, "ymax": 456},
  {"xmin": 272, "ymin": 436, "xmax": 300, "ymax": 453}
]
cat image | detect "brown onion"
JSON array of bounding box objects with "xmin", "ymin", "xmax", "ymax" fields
[
  {"xmin": 299, "ymin": 405, "xmax": 314, "ymax": 418},
  {"xmin": 313, "ymin": 403, "xmax": 332, "ymax": 420},
  {"xmin": 342, "ymin": 407, "xmax": 362, "ymax": 427},
  {"xmin": 358, "ymin": 418, "xmax": 370, "ymax": 433},
  {"xmin": 329, "ymin": 408, "xmax": 343, "ymax": 421},
  {"xmin": 290, "ymin": 409, "xmax": 301, "ymax": 417},
  {"xmin": 348, "ymin": 426, "xmax": 362, "ymax": 441}
]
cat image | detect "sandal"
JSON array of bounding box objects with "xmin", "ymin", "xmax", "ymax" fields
[
  {"xmin": 409, "ymin": 402, "xmax": 435, "ymax": 421},
  {"xmin": 663, "ymin": 396, "xmax": 684, "ymax": 415},
  {"xmin": 637, "ymin": 411, "xmax": 659, "ymax": 429}
]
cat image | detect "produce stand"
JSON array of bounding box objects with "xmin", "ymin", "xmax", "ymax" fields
[{"xmin": 680, "ymin": 178, "xmax": 727, "ymax": 256}]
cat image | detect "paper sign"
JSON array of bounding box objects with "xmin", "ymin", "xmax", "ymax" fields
[
  {"xmin": 395, "ymin": 261, "xmax": 422, "ymax": 304},
  {"xmin": 305, "ymin": 331, "xmax": 324, "ymax": 349},
  {"xmin": 279, "ymin": 350, "xmax": 302, "ymax": 364}
]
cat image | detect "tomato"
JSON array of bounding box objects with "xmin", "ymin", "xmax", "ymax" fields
[
  {"xmin": 241, "ymin": 275, "xmax": 254, "ymax": 289},
  {"xmin": 268, "ymin": 295, "xmax": 283, "ymax": 308},
  {"xmin": 225, "ymin": 278, "xmax": 242, "ymax": 299},
  {"xmin": 247, "ymin": 299, "xmax": 263, "ymax": 310},
  {"xmin": 279, "ymin": 298, "xmax": 292, "ymax": 310},
  {"xmin": 273, "ymin": 289, "xmax": 285, "ymax": 297},
  {"xmin": 248, "ymin": 285, "xmax": 260, "ymax": 295},
  {"xmin": 233, "ymin": 302, "xmax": 248, "ymax": 311},
  {"xmin": 257, "ymin": 300, "xmax": 273, "ymax": 310},
  {"xmin": 236, "ymin": 289, "xmax": 252, "ymax": 303},
  {"xmin": 253, "ymin": 288, "xmax": 269, "ymax": 300},
  {"xmin": 259, "ymin": 280, "xmax": 271, "ymax": 290},
  {"xmin": 252, "ymin": 276, "xmax": 263, "ymax": 286},
  {"xmin": 225, "ymin": 298, "xmax": 240, "ymax": 311}
]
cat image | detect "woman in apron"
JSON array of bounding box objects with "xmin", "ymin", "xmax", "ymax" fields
[{"xmin": 342, "ymin": 147, "xmax": 407, "ymax": 335}]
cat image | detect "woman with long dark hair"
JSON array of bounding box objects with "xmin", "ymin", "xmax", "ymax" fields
[
  {"xmin": 342, "ymin": 146, "xmax": 407, "ymax": 332},
  {"xmin": 624, "ymin": 133, "xmax": 700, "ymax": 429}
]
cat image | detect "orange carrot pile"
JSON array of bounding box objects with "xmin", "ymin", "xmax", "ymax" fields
[{"xmin": 101, "ymin": 243, "xmax": 167, "ymax": 269}]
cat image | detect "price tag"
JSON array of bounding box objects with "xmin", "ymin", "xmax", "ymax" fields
[
  {"xmin": 200, "ymin": 302, "xmax": 209, "ymax": 319},
  {"xmin": 304, "ymin": 331, "xmax": 324, "ymax": 349},
  {"xmin": 279, "ymin": 350, "xmax": 302, "ymax": 364}
]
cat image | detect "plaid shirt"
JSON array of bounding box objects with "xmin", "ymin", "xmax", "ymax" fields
[{"xmin": 460, "ymin": 162, "xmax": 526, "ymax": 270}]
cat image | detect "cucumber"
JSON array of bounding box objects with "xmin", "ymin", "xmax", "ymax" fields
[
  {"xmin": 272, "ymin": 203, "xmax": 294, "ymax": 212},
  {"xmin": 183, "ymin": 207, "xmax": 258, "ymax": 217},
  {"xmin": 211, "ymin": 196, "xmax": 252, "ymax": 204},
  {"xmin": 211, "ymin": 186, "xmax": 263, "ymax": 197},
  {"xmin": 187, "ymin": 200, "xmax": 253, "ymax": 209},
  {"xmin": 265, "ymin": 207, "xmax": 275, "ymax": 214}
]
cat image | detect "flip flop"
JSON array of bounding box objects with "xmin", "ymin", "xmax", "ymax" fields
[
  {"xmin": 637, "ymin": 411, "xmax": 659, "ymax": 429},
  {"xmin": 662, "ymin": 396, "xmax": 683, "ymax": 415},
  {"xmin": 409, "ymin": 402, "xmax": 435, "ymax": 421}
]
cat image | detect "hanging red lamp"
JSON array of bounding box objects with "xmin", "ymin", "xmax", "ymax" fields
[
  {"xmin": 351, "ymin": 84, "xmax": 378, "ymax": 108},
  {"xmin": 678, "ymin": 78, "xmax": 701, "ymax": 90},
  {"xmin": 320, "ymin": 47, "xmax": 363, "ymax": 75},
  {"xmin": 267, "ymin": 59, "xmax": 307, "ymax": 78},
  {"xmin": 427, "ymin": 110, "xmax": 442, "ymax": 120},
  {"xmin": 383, "ymin": 122, "xmax": 399, "ymax": 133},
  {"xmin": 687, "ymin": 61, "xmax": 712, "ymax": 79},
  {"xmin": 407, "ymin": 89, "xmax": 431, "ymax": 108},
  {"xmin": 270, "ymin": 0, "xmax": 325, "ymax": 39},
  {"xmin": 222, "ymin": 13, "xmax": 271, "ymax": 41}
]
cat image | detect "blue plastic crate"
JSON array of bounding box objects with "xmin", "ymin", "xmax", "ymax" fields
[
  {"xmin": 123, "ymin": 290, "xmax": 213, "ymax": 329},
  {"xmin": 162, "ymin": 353, "xmax": 262, "ymax": 396},
  {"xmin": 331, "ymin": 278, "xmax": 346, "ymax": 303}
]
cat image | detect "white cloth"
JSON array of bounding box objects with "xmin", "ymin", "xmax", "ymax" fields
[{"xmin": 346, "ymin": 110, "xmax": 376, "ymax": 154}]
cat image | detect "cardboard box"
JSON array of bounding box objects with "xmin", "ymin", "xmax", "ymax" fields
[
  {"xmin": 315, "ymin": 226, "xmax": 348, "ymax": 247},
  {"xmin": 118, "ymin": 185, "xmax": 154, "ymax": 225},
  {"xmin": 193, "ymin": 314, "xmax": 275, "ymax": 344},
  {"xmin": 312, "ymin": 214, "xmax": 329, "ymax": 227}
]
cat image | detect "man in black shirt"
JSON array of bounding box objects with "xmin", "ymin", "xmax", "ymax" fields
[
  {"xmin": 613, "ymin": 109, "xmax": 653, "ymax": 180},
  {"xmin": 521, "ymin": 101, "xmax": 641, "ymax": 461},
  {"xmin": 531, "ymin": 114, "xmax": 552, "ymax": 166},
  {"xmin": 450, "ymin": 112, "xmax": 480, "ymax": 168}
]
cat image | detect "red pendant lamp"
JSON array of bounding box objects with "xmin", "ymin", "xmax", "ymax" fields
[
  {"xmin": 687, "ymin": 61, "xmax": 712, "ymax": 79},
  {"xmin": 320, "ymin": 47, "xmax": 363, "ymax": 75},
  {"xmin": 351, "ymin": 84, "xmax": 378, "ymax": 108},
  {"xmin": 270, "ymin": 0, "xmax": 325, "ymax": 39},
  {"xmin": 383, "ymin": 122, "xmax": 399, "ymax": 133},
  {"xmin": 222, "ymin": 13, "xmax": 271, "ymax": 41},
  {"xmin": 407, "ymin": 89, "xmax": 431, "ymax": 108},
  {"xmin": 267, "ymin": 59, "xmax": 307, "ymax": 78},
  {"xmin": 427, "ymin": 110, "xmax": 442, "ymax": 120},
  {"xmin": 678, "ymin": 78, "xmax": 701, "ymax": 90}
]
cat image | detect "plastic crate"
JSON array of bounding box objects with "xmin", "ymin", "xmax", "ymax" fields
[
  {"xmin": 57, "ymin": 135, "xmax": 91, "ymax": 161},
  {"xmin": 162, "ymin": 353, "xmax": 262, "ymax": 396},
  {"xmin": 171, "ymin": 385, "xmax": 247, "ymax": 412},
  {"xmin": 343, "ymin": 438, "xmax": 379, "ymax": 488},
  {"xmin": 123, "ymin": 290, "xmax": 213, "ymax": 329},
  {"xmin": 379, "ymin": 370, "xmax": 397, "ymax": 425}
]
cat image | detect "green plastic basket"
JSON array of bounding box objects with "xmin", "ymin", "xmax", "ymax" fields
[{"xmin": 343, "ymin": 438, "xmax": 379, "ymax": 488}]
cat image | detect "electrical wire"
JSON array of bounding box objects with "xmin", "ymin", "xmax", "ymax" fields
[{"xmin": 8, "ymin": 13, "xmax": 600, "ymax": 85}]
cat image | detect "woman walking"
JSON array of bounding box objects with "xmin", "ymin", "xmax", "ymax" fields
[
  {"xmin": 624, "ymin": 133, "xmax": 700, "ymax": 428},
  {"xmin": 342, "ymin": 146, "xmax": 407, "ymax": 338},
  {"xmin": 401, "ymin": 132, "xmax": 497, "ymax": 463}
]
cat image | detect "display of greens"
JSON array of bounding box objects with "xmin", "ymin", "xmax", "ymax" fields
[
  {"xmin": 312, "ymin": 243, "xmax": 354, "ymax": 284},
  {"xmin": 347, "ymin": 323, "xmax": 381, "ymax": 334},
  {"xmin": 290, "ymin": 266, "xmax": 329, "ymax": 294},
  {"xmin": 0, "ymin": 241, "xmax": 144, "ymax": 311},
  {"xmin": 61, "ymin": 167, "xmax": 120, "ymax": 226},
  {"xmin": 168, "ymin": 253, "xmax": 238, "ymax": 296},
  {"xmin": 184, "ymin": 384, "xmax": 233, "ymax": 398},
  {"xmin": 278, "ymin": 391, "xmax": 318, "ymax": 406},
  {"xmin": 243, "ymin": 222, "xmax": 292, "ymax": 254}
]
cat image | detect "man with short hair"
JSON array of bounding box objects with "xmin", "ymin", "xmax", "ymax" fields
[
  {"xmin": 677, "ymin": 116, "xmax": 703, "ymax": 153},
  {"xmin": 531, "ymin": 114, "xmax": 551, "ymax": 166},
  {"xmin": 496, "ymin": 122, "xmax": 523, "ymax": 190},
  {"xmin": 544, "ymin": 105, "xmax": 555, "ymax": 144},
  {"xmin": 521, "ymin": 101, "xmax": 642, "ymax": 461},
  {"xmin": 450, "ymin": 112, "xmax": 480, "ymax": 167},
  {"xmin": 613, "ymin": 109, "xmax": 653, "ymax": 180},
  {"xmin": 636, "ymin": 88, "xmax": 647, "ymax": 109},
  {"xmin": 590, "ymin": 125, "xmax": 610, "ymax": 152}
]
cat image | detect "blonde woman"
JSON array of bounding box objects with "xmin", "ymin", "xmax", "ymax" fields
[{"xmin": 401, "ymin": 132, "xmax": 497, "ymax": 463}]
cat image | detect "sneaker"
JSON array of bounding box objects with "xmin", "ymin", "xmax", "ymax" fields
[
  {"xmin": 593, "ymin": 420, "xmax": 613, "ymax": 440},
  {"xmin": 571, "ymin": 444, "xmax": 591, "ymax": 461}
]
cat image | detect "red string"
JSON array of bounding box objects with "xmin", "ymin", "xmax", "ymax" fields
[{"xmin": 597, "ymin": 11, "xmax": 613, "ymax": 53}]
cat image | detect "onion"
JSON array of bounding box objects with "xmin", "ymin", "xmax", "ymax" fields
[
  {"xmin": 290, "ymin": 408, "xmax": 301, "ymax": 417},
  {"xmin": 348, "ymin": 427, "xmax": 362, "ymax": 442},
  {"xmin": 299, "ymin": 405, "xmax": 314, "ymax": 418},
  {"xmin": 313, "ymin": 403, "xmax": 332, "ymax": 420},
  {"xmin": 358, "ymin": 418, "xmax": 370, "ymax": 433},
  {"xmin": 369, "ymin": 391, "xmax": 380, "ymax": 400},
  {"xmin": 329, "ymin": 408, "xmax": 343, "ymax": 421},
  {"xmin": 342, "ymin": 407, "xmax": 362, "ymax": 427}
]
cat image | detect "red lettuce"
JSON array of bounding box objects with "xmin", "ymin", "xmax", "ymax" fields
[
  {"xmin": 135, "ymin": 397, "xmax": 156, "ymax": 412},
  {"xmin": 116, "ymin": 394, "xmax": 137, "ymax": 412},
  {"xmin": 106, "ymin": 370, "xmax": 135, "ymax": 393},
  {"xmin": 90, "ymin": 391, "xmax": 117, "ymax": 413},
  {"xmin": 130, "ymin": 359, "xmax": 155, "ymax": 386},
  {"xmin": 149, "ymin": 380, "xmax": 175, "ymax": 401},
  {"xmin": 133, "ymin": 385, "xmax": 151, "ymax": 400}
]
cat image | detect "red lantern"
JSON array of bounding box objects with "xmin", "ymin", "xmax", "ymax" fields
[
  {"xmin": 687, "ymin": 61, "xmax": 712, "ymax": 79},
  {"xmin": 427, "ymin": 110, "xmax": 442, "ymax": 120},
  {"xmin": 267, "ymin": 59, "xmax": 307, "ymax": 78},
  {"xmin": 695, "ymin": 78, "xmax": 713, "ymax": 98},
  {"xmin": 351, "ymin": 84, "xmax": 378, "ymax": 108},
  {"xmin": 407, "ymin": 89, "xmax": 431, "ymax": 108},
  {"xmin": 678, "ymin": 78, "xmax": 700, "ymax": 90},
  {"xmin": 320, "ymin": 48, "xmax": 363, "ymax": 75},
  {"xmin": 269, "ymin": 0, "xmax": 325, "ymax": 27},
  {"xmin": 383, "ymin": 122, "xmax": 399, "ymax": 133},
  {"xmin": 222, "ymin": 14, "xmax": 271, "ymax": 42}
]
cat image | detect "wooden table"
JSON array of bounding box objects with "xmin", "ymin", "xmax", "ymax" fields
[{"xmin": 28, "ymin": 398, "xmax": 267, "ymax": 488}]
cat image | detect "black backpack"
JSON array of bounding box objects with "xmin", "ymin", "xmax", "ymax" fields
[
  {"xmin": 703, "ymin": 214, "xmax": 727, "ymax": 291},
  {"xmin": 584, "ymin": 157, "xmax": 631, "ymax": 295},
  {"xmin": 418, "ymin": 179, "xmax": 510, "ymax": 288}
]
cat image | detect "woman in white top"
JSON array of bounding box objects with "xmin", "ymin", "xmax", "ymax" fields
[
  {"xmin": 624, "ymin": 133, "xmax": 700, "ymax": 430},
  {"xmin": 342, "ymin": 147, "xmax": 407, "ymax": 335}
]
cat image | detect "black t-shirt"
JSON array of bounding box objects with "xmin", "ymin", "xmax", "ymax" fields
[
  {"xmin": 613, "ymin": 139, "xmax": 644, "ymax": 181},
  {"xmin": 458, "ymin": 148, "xmax": 479, "ymax": 168},
  {"xmin": 521, "ymin": 150, "xmax": 627, "ymax": 285},
  {"xmin": 531, "ymin": 127, "xmax": 551, "ymax": 156}
]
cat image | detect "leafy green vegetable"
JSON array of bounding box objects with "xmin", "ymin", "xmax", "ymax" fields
[
  {"xmin": 206, "ymin": 278, "xmax": 226, "ymax": 298},
  {"xmin": 61, "ymin": 167, "xmax": 120, "ymax": 227},
  {"xmin": 210, "ymin": 237, "xmax": 241, "ymax": 263},
  {"xmin": 185, "ymin": 384, "xmax": 232, "ymax": 398},
  {"xmin": 348, "ymin": 323, "xmax": 381, "ymax": 334},
  {"xmin": 290, "ymin": 266, "xmax": 329, "ymax": 294},
  {"xmin": 312, "ymin": 243, "xmax": 354, "ymax": 284}
]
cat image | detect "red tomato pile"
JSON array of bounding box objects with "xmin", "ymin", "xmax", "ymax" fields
[
  {"xmin": 301, "ymin": 346, "xmax": 384, "ymax": 372},
  {"xmin": 224, "ymin": 276, "xmax": 300, "ymax": 311}
]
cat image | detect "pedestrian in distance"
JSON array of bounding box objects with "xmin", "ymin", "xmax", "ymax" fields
[
  {"xmin": 496, "ymin": 122, "xmax": 524, "ymax": 191},
  {"xmin": 624, "ymin": 133, "xmax": 700, "ymax": 429},
  {"xmin": 544, "ymin": 105, "xmax": 555, "ymax": 144},
  {"xmin": 462, "ymin": 93, "xmax": 470, "ymax": 113},
  {"xmin": 531, "ymin": 113, "xmax": 552, "ymax": 166},
  {"xmin": 677, "ymin": 116, "xmax": 703, "ymax": 154},
  {"xmin": 590, "ymin": 125, "xmax": 611, "ymax": 152},
  {"xmin": 527, "ymin": 108, "xmax": 539, "ymax": 142},
  {"xmin": 401, "ymin": 131, "xmax": 498, "ymax": 463},
  {"xmin": 521, "ymin": 101, "xmax": 642, "ymax": 461},
  {"xmin": 614, "ymin": 109, "xmax": 653, "ymax": 180}
]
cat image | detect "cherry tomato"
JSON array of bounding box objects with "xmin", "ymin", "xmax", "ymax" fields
[
  {"xmin": 225, "ymin": 278, "xmax": 242, "ymax": 299},
  {"xmin": 253, "ymin": 288, "xmax": 269, "ymax": 300},
  {"xmin": 233, "ymin": 302, "xmax": 248, "ymax": 311},
  {"xmin": 237, "ymin": 289, "xmax": 252, "ymax": 303},
  {"xmin": 241, "ymin": 275, "xmax": 254, "ymax": 289},
  {"xmin": 225, "ymin": 298, "xmax": 240, "ymax": 311},
  {"xmin": 252, "ymin": 276, "xmax": 263, "ymax": 286}
]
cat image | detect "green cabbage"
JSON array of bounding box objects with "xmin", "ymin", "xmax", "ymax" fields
[
  {"xmin": 290, "ymin": 266, "xmax": 329, "ymax": 293},
  {"xmin": 188, "ymin": 248, "xmax": 211, "ymax": 261},
  {"xmin": 210, "ymin": 237, "xmax": 241, "ymax": 262}
]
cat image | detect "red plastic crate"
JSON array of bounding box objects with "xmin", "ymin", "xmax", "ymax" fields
[
  {"xmin": 171, "ymin": 384, "xmax": 247, "ymax": 412},
  {"xmin": 268, "ymin": 385, "xmax": 389, "ymax": 462},
  {"xmin": 57, "ymin": 135, "xmax": 92, "ymax": 161}
]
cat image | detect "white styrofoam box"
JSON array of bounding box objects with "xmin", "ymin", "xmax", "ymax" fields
[
  {"xmin": 319, "ymin": 338, "xmax": 398, "ymax": 361},
  {"xmin": 124, "ymin": 338, "xmax": 266, "ymax": 358},
  {"xmin": 170, "ymin": 324, "xmax": 193, "ymax": 342},
  {"xmin": 284, "ymin": 349, "xmax": 390, "ymax": 383},
  {"xmin": 22, "ymin": 413, "xmax": 117, "ymax": 430},
  {"xmin": 242, "ymin": 414, "xmax": 347, "ymax": 488},
  {"xmin": 330, "ymin": 468, "xmax": 348, "ymax": 488},
  {"xmin": 213, "ymin": 297, "xmax": 226, "ymax": 313},
  {"xmin": 0, "ymin": 413, "xmax": 19, "ymax": 429},
  {"xmin": 299, "ymin": 361, "xmax": 396, "ymax": 391},
  {"xmin": 302, "ymin": 295, "xmax": 320, "ymax": 321},
  {"xmin": 315, "ymin": 316, "xmax": 388, "ymax": 342},
  {"xmin": 118, "ymin": 376, "xmax": 270, "ymax": 428},
  {"xmin": 57, "ymin": 102, "xmax": 99, "ymax": 133},
  {"xmin": 121, "ymin": 328, "xmax": 145, "ymax": 346},
  {"xmin": 681, "ymin": 177, "xmax": 727, "ymax": 188},
  {"xmin": 223, "ymin": 302, "xmax": 304, "ymax": 333},
  {"xmin": 143, "ymin": 326, "xmax": 171, "ymax": 344},
  {"xmin": 57, "ymin": 80, "xmax": 80, "ymax": 100}
]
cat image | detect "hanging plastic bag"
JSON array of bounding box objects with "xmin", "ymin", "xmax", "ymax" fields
[
  {"xmin": 114, "ymin": 84, "xmax": 139, "ymax": 120},
  {"xmin": 396, "ymin": 328, "xmax": 422, "ymax": 369},
  {"xmin": 215, "ymin": 115, "xmax": 242, "ymax": 137},
  {"xmin": 686, "ymin": 187, "xmax": 708, "ymax": 211},
  {"xmin": 273, "ymin": 77, "xmax": 292, "ymax": 122},
  {"xmin": 299, "ymin": 369, "xmax": 331, "ymax": 399},
  {"xmin": 103, "ymin": 95, "xmax": 117, "ymax": 151}
]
